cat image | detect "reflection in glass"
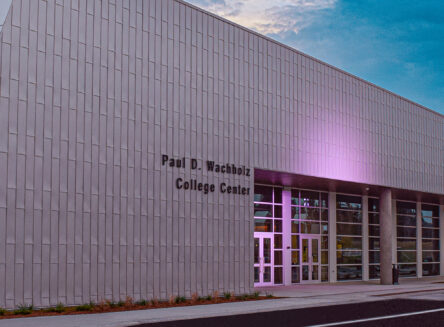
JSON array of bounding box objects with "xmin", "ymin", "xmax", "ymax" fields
[
  {"xmin": 369, "ymin": 225, "xmax": 380, "ymax": 237},
  {"xmin": 422, "ymin": 251, "xmax": 440, "ymax": 263},
  {"xmin": 369, "ymin": 265, "xmax": 380, "ymax": 279},
  {"xmin": 369, "ymin": 237, "xmax": 380, "ymax": 250},
  {"xmin": 337, "ymin": 265, "xmax": 362, "ymax": 280},
  {"xmin": 423, "ymin": 263, "xmax": 440, "ymax": 276},
  {"xmin": 300, "ymin": 207, "xmax": 320, "ymax": 221},
  {"xmin": 337, "ymin": 210, "xmax": 362, "ymax": 223},
  {"xmin": 254, "ymin": 238, "xmax": 259, "ymax": 264},
  {"xmin": 254, "ymin": 204, "xmax": 273, "ymax": 217},
  {"xmin": 254, "ymin": 267, "xmax": 260, "ymax": 282},
  {"xmin": 396, "ymin": 201, "xmax": 416, "ymax": 215},
  {"xmin": 369, "ymin": 213, "xmax": 379, "ymax": 224},
  {"xmin": 368, "ymin": 198, "xmax": 379, "ymax": 212},
  {"xmin": 302, "ymin": 266, "xmax": 309, "ymax": 280},
  {"xmin": 337, "ymin": 236, "xmax": 363, "ymax": 250},
  {"xmin": 397, "ymin": 226, "xmax": 416, "ymax": 238},
  {"xmin": 292, "ymin": 235, "xmax": 299, "ymax": 249},
  {"xmin": 292, "ymin": 251, "xmax": 299, "ymax": 265},
  {"xmin": 292, "ymin": 267, "xmax": 300, "ymax": 283},
  {"xmin": 397, "ymin": 238, "xmax": 416, "ymax": 250},
  {"xmin": 336, "ymin": 223, "xmax": 362, "ymax": 236},
  {"xmin": 254, "ymin": 185, "xmax": 273, "ymax": 203},
  {"xmin": 302, "ymin": 239, "xmax": 309, "ymax": 263},
  {"xmin": 254, "ymin": 219, "xmax": 273, "ymax": 232},
  {"xmin": 397, "ymin": 251, "xmax": 416, "ymax": 263},
  {"xmin": 263, "ymin": 238, "xmax": 271, "ymax": 264},
  {"xmin": 369, "ymin": 251, "xmax": 380, "ymax": 264},
  {"xmin": 264, "ymin": 266, "xmax": 271, "ymax": 282},
  {"xmin": 422, "ymin": 217, "xmax": 439, "ymax": 228},
  {"xmin": 312, "ymin": 239, "xmax": 319, "ymax": 263},
  {"xmin": 300, "ymin": 191, "xmax": 320, "ymax": 207},
  {"xmin": 421, "ymin": 204, "xmax": 439, "ymax": 217},
  {"xmin": 422, "ymin": 239, "xmax": 440, "ymax": 251},
  {"xmin": 397, "ymin": 215, "xmax": 416, "ymax": 227},
  {"xmin": 321, "ymin": 251, "xmax": 328, "ymax": 264},
  {"xmin": 274, "ymin": 205, "xmax": 283, "ymax": 218},
  {"xmin": 301, "ymin": 222, "xmax": 320, "ymax": 234},
  {"xmin": 336, "ymin": 195, "xmax": 362, "ymax": 210},
  {"xmin": 312, "ymin": 265, "xmax": 319, "ymax": 280},
  {"xmin": 337, "ymin": 251, "xmax": 362, "ymax": 264},
  {"xmin": 291, "ymin": 221, "xmax": 299, "ymax": 233},
  {"xmin": 321, "ymin": 266, "xmax": 328, "ymax": 282},
  {"xmin": 398, "ymin": 264, "xmax": 416, "ymax": 277}
]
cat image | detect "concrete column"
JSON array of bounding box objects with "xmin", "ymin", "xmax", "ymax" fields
[
  {"xmin": 392, "ymin": 200, "xmax": 398, "ymax": 265},
  {"xmin": 328, "ymin": 192, "xmax": 337, "ymax": 283},
  {"xmin": 440, "ymin": 205, "xmax": 444, "ymax": 276},
  {"xmin": 416, "ymin": 202, "xmax": 422, "ymax": 278},
  {"xmin": 380, "ymin": 189, "xmax": 393, "ymax": 285},
  {"xmin": 362, "ymin": 195, "xmax": 369, "ymax": 281},
  {"xmin": 282, "ymin": 188, "xmax": 292, "ymax": 285}
]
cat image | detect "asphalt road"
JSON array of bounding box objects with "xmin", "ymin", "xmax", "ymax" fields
[{"xmin": 140, "ymin": 299, "xmax": 444, "ymax": 327}]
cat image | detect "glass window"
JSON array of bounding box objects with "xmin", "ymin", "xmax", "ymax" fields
[
  {"xmin": 254, "ymin": 204, "xmax": 273, "ymax": 217},
  {"xmin": 337, "ymin": 223, "xmax": 362, "ymax": 236},
  {"xmin": 274, "ymin": 220, "xmax": 282, "ymax": 233},
  {"xmin": 398, "ymin": 264, "xmax": 416, "ymax": 277},
  {"xmin": 397, "ymin": 215, "xmax": 416, "ymax": 227},
  {"xmin": 422, "ymin": 228, "xmax": 440, "ymax": 239},
  {"xmin": 397, "ymin": 251, "xmax": 416, "ymax": 263},
  {"xmin": 274, "ymin": 188, "xmax": 282, "ymax": 204},
  {"xmin": 300, "ymin": 207, "xmax": 320, "ymax": 221},
  {"xmin": 337, "ymin": 210, "xmax": 362, "ymax": 223},
  {"xmin": 274, "ymin": 205, "xmax": 283, "ymax": 218},
  {"xmin": 397, "ymin": 239, "xmax": 416, "ymax": 250},
  {"xmin": 422, "ymin": 217, "xmax": 439, "ymax": 228},
  {"xmin": 369, "ymin": 237, "xmax": 380, "ymax": 250},
  {"xmin": 254, "ymin": 185, "xmax": 273, "ymax": 203},
  {"xmin": 422, "ymin": 239, "xmax": 439, "ymax": 251},
  {"xmin": 274, "ymin": 234, "xmax": 282, "ymax": 249},
  {"xmin": 368, "ymin": 198, "xmax": 379, "ymax": 212},
  {"xmin": 337, "ymin": 195, "xmax": 362, "ymax": 210},
  {"xmin": 274, "ymin": 267, "xmax": 283, "ymax": 284},
  {"xmin": 369, "ymin": 265, "xmax": 380, "ymax": 279},
  {"xmin": 300, "ymin": 191, "xmax": 321, "ymax": 207},
  {"xmin": 423, "ymin": 251, "xmax": 440, "ymax": 263},
  {"xmin": 369, "ymin": 213, "xmax": 379, "ymax": 225},
  {"xmin": 337, "ymin": 236, "xmax": 363, "ymax": 250},
  {"xmin": 337, "ymin": 251, "xmax": 362, "ymax": 265},
  {"xmin": 422, "ymin": 204, "xmax": 439, "ymax": 217},
  {"xmin": 423, "ymin": 264, "xmax": 440, "ymax": 276},
  {"xmin": 254, "ymin": 219, "xmax": 273, "ymax": 232},
  {"xmin": 300, "ymin": 222, "xmax": 320, "ymax": 234},
  {"xmin": 337, "ymin": 265, "xmax": 362, "ymax": 281},
  {"xmin": 396, "ymin": 201, "xmax": 416, "ymax": 215},
  {"xmin": 397, "ymin": 227, "xmax": 416, "ymax": 238},
  {"xmin": 369, "ymin": 225, "xmax": 380, "ymax": 237},
  {"xmin": 369, "ymin": 251, "xmax": 380, "ymax": 264}
]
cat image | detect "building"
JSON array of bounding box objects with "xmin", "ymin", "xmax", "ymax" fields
[{"xmin": 0, "ymin": 0, "xmax": 442, "ymax": 309}]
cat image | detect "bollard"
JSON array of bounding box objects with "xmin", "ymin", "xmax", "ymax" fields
[{"xmin": 392, "ymin": 264, "xmax": 399, "ymax": 285}]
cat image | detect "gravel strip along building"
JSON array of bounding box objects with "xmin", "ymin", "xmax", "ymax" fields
[{"xmin": 0, "ymin": 0, "xmax": 443, "ymax": 309}]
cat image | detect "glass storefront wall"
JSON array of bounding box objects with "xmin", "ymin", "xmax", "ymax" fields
[
  {"xmin": 254, "ymin": 185, "xmax": 283, "ymax": 285},
  {"xmin": 396, "ymin": 201, "xmax": 417, "ymax": 277},
  {"xmin": 291, "ymin": 190, "xmax": 329, "ymax": 283},
  {"xmin": 368, "ymin": 198, "xmax": 380, "ymax": 279},
  {"xmin": 336, "ymin": 194, "xmax": 363, "ymax": 281},
  {"xmin": 255, "ymin": 184, "xmax": 441, "ymax": 285},
  {"xmin": 422, "ymin": 204, "xmax": 440, "ymax": 276}
]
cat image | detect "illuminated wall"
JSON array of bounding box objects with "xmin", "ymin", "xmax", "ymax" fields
[{"xmin": 0, "ymin": 0, "xmax": 442, "ymax": 308}]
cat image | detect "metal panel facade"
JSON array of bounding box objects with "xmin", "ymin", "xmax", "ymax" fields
[{"xmin": 0, "ymin": 0, "xmax": 442, "ymax": 308}]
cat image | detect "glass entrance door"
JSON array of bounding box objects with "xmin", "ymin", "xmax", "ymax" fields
[
  {"xmin": 300, "ymin": 235, "xmax": 321, "ymax": 283},
  {"xmin": 254, "ymin": 233, "xmax": 273, "ymax": 286}
]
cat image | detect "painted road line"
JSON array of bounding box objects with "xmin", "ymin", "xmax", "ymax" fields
[{"xmin": 308, "ymin": 307, "xmax": 444, "ymax": 327}]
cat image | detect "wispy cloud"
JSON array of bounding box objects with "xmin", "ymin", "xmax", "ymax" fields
[{"xmin": 188, "ymin": 0, "xmax": 337, "ymax": 35}]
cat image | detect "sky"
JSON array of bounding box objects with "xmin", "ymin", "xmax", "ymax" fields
[
  {"xmin": 0, "ymin": 0, "xmax": 442, "ymax": 115},
  {"xmin": 187, "ymin": 0, "xmax": 444, "ymax": 115}
]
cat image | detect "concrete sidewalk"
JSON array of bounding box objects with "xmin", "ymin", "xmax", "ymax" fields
[{"xmin": 2, "ymin": 277, "xmax": 444, "ymax": 327}]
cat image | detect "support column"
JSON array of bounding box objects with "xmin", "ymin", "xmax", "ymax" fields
[
  {"xmin": 362, "ymin": 196, "xmax": 369, "ymax": 281},
  {"xmin": 328, "ymin": 192, "xmax": 337, "ymax": 283},
  {"xmin": 380, "ymin": 189, "xmax": 393, "ymax": 285},
  {"xmin": 282, "ymin": 188, "xmax": 292, "ymax": 285},
  {"xmin": 440, "ymin": 205, "xmax": 444, "ymax": 276},
  {"xmin": 392, "ymin": 200, "xmax": 398, "ymax": 266},
  {"xmin": 416, "ymin": 202, "xmax": 422, "ymax": 278}
]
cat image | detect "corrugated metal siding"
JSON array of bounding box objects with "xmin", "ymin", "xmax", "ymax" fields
[{"xmin": 0, "ymin": 0, "xmax": 442, "ymax": 308}]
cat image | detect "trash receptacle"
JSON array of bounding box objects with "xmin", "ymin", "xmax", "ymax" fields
[{"xmin": 392, "ymin": 264, "xmax": 399, "ymax": 285}]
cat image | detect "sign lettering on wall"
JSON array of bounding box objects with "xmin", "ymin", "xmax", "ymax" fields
[{"xmin": 161, "ymin": 155, "xmax": 251, "ymax": 195}]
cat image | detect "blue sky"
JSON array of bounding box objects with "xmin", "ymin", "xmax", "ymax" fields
[{"xmin": 188, "ymin": 0, "xmax": 444, "ymax": 115}]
